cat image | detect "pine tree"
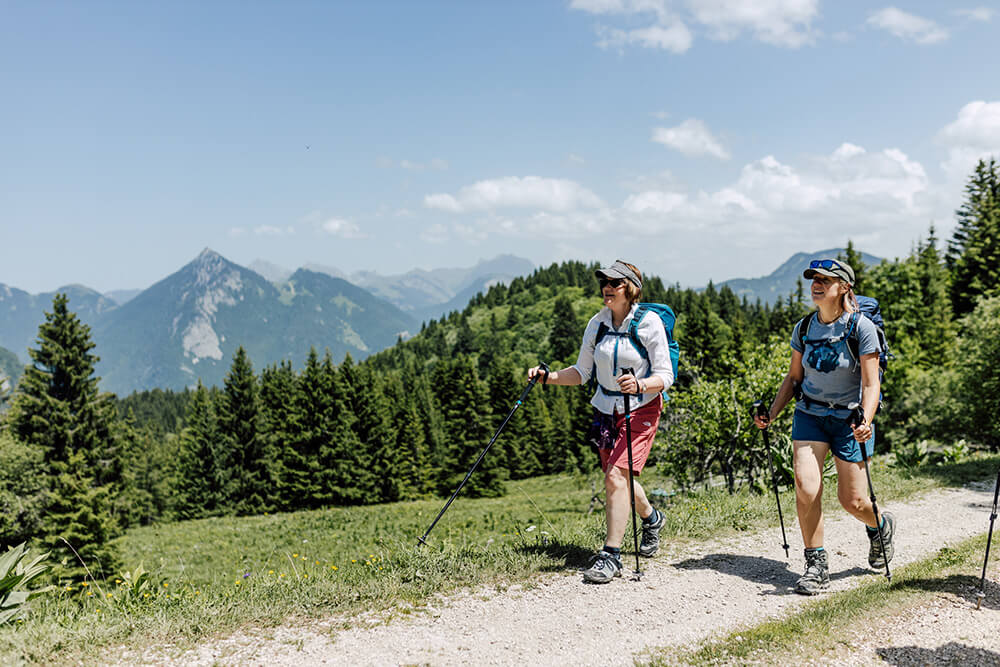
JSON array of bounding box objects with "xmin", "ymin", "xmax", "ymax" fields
[
  {"xmin": 549, "ymin": 295, "xmax": 580, "ymax": 363},
  {"xmin": 341, "ymin": 362, "xmax": 395, "ymax": 502},
  {"xmin": 433, "ymin": 356, "xmax": 503, "ymax": 497},
  {"xmin": 6, "ymin": 294, "xmax": 122, "ymax": 578},
  {"xmin": 259, "ymin": 360, "xmax": 299, "ymax": 510},
  {"xmin": 175, "ymin": 382, "xmax": 222, "ymax": 519},
  {"xmin": 216, "ymin": 346, "xmax": 269, "ymax": 515},
  {"xmin": 948, "ymin": 158, "xmax": 1000, "ymax": 314}
]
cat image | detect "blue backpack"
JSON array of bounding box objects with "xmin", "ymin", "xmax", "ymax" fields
[
  {"xmin": 593, "ymin": 303, "xmax": 680, "ymax": 399},
  {"xmin": 796, "ymin": 295, "xmax": 890, "ymax": 381}
]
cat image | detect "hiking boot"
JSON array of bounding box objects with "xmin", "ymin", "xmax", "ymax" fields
[
  {"xmin": 868, "ymin": 512, "xmax": 896, "ymax": 569},
  {"xmin": 582, "ymin": 550, "xmax": 623, "ymax": 583},
  {"xmin": 639, "ymin": 508, "xmax": 666, "ymax": 557},
  {"xmin": 794, "ymin": 548, "xmax": 830, "ymax": 595}
]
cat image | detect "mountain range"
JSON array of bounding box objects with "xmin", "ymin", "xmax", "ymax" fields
[
  {"xmin": 0, "ymin": 247, "xmax": 886, "ymax": 395},
  {"xmin": 250, "ymin": 254, "xmax": 534, "ymax": 322},
  {"xmin": 716, "ymin": 248, "xmax": 884, "ymax": 304},
  {"xmin": 0, "ymin": 251, "xmax": 535, "ymax": 395}
]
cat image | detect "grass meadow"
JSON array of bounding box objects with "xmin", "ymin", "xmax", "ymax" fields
[{"xmin": 2, "ymin": 454, "xmax": 998, "ymax": 664}]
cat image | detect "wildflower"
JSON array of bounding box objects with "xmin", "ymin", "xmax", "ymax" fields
[
  {"xmin": 351, "ymin": 559, "xmax": 356, "ymax": 563},
  {"xmin": 81, "ymin": 582, "xmax": 90, "ymax": 587},
  {"xmin": 163, "ymin": 582, "xmax": 169, "ymax": 588},
  {"xmin": 87, "ymin": 592, "xmax": 93, "ymax": 597},
  {"xmin": 143, "ymin": 593, "xmax": 150, "ymax": 598},
  {"xmin": 303, "ymin": 574, "xmax": 309, "ymax": 579},
  {"xmin": 243, "ymin": 572, "xmax": 251, "ymax": 579},
  {"xmin": 293, "ymin": 553, "xmax": 299, "ymax": 558},
  {"xmin": 331, "ymin": 565, "xmax": 338, "ymax": 571},
  {"xmin": 107, "ymin": 593, "xmax": 113, "ymax": 598},
  {"xmin": 315, "ymin": 560, "xmax": 320, "ymax": 565},
  {"xmin": 268, "ymin": 570, "xmax": 274, "ymax": 575},
  {"xmin": 195, "ymin": 591, "xmax": 200, "ymax": 595}
]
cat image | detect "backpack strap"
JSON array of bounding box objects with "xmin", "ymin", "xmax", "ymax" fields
[
  {"xmin": 796, "ymin": 312, "xmax": 816, "ymax": 351},
  {"xmin": 626, "ymin": 305, "xmax": 651, "ymax": 361}
]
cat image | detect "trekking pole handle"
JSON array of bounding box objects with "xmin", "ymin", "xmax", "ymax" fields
[
  {"xmin": 752, "ymin": 400, "xmax": 770, "ymax": 427},
  {"xmin": 524, "ymin": 362, "xmax": 549, "ymax": 398},
  {"xmin": 622, "ymin": 367, "xmax": 637, "ymax": 395},
  {"xmin": 847, "ymin": 402, "xmax": 865, "ymax": 429}
]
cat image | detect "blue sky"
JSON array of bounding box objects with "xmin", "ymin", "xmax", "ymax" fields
[{"xmin": 2, "ymin": 1, "xmax": 998, "ymax": 293}]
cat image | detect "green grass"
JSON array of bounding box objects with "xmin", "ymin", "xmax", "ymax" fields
[
  {"xmin": 644, "ymin": 530, "xmax": 996, "ymax": 666},
  {"xmin": 2, "ymin": 454, "xmax": 997, "ymax": 665}
]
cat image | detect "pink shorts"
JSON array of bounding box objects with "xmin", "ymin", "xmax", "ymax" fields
[{"xmin": 598, "ymin": 396, "xmax": 662, "ymax": 475}]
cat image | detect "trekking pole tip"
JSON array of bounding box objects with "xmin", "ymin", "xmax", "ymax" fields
[
  {"xmin": 417, "ymin": 536, "xmax": 429, "ymax": 547},
  {"xmin": 976, "ymin": 590, "xmax": 985, "ymax": 609}
]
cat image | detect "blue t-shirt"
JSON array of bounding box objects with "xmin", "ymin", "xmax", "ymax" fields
[{"xmin": 790, "ymin": 311, "xmax": 880, "ymax": 418}]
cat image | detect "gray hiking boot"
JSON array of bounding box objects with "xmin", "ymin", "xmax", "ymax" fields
[
  {"xmin": 639, "ymin": 508, "xmax": 666, "ymax": 557},
  {"xmin": 795, "ymin": 548, "xmax": 830, "ymax": 595},
  {"xmin": 868, "ymin": 512, "xmax": 896, "ymax": 569},
  {"xmin": 582, "ymin": 550, "xmax": 623, "ymax": 583}
]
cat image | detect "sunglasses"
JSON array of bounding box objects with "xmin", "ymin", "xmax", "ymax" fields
[
  {"xmin": 599, "ymin": 278, "xmax": 626, "ymax": 289},
  {"xmin": 809, "ymin": 259, "xmax": 847, "ymax": 272}
]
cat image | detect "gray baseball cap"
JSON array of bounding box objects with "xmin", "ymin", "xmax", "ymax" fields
[
  {"xmin": 595, "ymin": 260, "xmax": 642, "ymax": 289},
  {"xmin": 803, "ymin": 258, "xmax": 855, "ymax": 285}
]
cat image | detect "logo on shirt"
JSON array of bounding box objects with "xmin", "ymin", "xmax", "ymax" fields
[{"xmin": 807, "ymin": 342, "xmax": 841, "ymax": 373}]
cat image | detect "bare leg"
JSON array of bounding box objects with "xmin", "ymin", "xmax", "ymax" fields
[
  {"xmin": 794, "ymin": 440, "xmax": 830, "ymax": 548},
  {"xmin": 603, "ymin": 466, "xmax": 653, "ymax": 548},
  {"xmin": 835, "ymin": 457, "xmax": 879, "ymax": 528}
]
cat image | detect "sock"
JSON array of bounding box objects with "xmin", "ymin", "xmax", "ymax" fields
[
  {"xmin": 866, "ymin": 517, "xmax": 885, "ymax": 535},
  {"xmin": 805, "ymin": 547, "xmax": 824, "ymax": 554},
  {"xmin": 643, "ymin": 508, "xmax": 660, "ymax": 525},
  {"xmin": 602, "ymin": 545, "xmax": 621, "ymax": 557}
]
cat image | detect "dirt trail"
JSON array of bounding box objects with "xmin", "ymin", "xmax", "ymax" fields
[{"xmin": 145, "ymin": 483, "xmax": 999, "ymax": 666}]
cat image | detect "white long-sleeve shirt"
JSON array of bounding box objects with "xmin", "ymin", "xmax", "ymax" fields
[{"xmin": 572, "ymin": 303, "xmax": 674, "ymax": 415}]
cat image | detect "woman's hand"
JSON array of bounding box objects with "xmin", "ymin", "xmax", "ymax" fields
[
  {"xmin": 527, "ymin": 366, "xmax": 549, "ymax": 384},
  {"xmin": 851, "ymin": 419, "xmax": 872, "ymax": 444},
  {"xmin": 753, "ymin": 413, "xmax": 772, "ymax": 430},
  {"xmin": 616, "ymin": 372, "xmax": 640, "ymax": 394}
]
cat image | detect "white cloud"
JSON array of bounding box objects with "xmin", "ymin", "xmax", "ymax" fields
[
  {"xmin": 567, "ymin": 153, "xmax": 587, "ymax": 165},
  {"xmin": 320, "ymin": 218, "xmax": 365, "ymax": 239},
  {"xmin": 400, "ymin": 158, "xmax": 449, "ymax": 171},
  {"xmin": 685, "ymin": 0, "xmax": 819, "ymax": 48},
  {"xmin": 570, "ymin": 0, "xmax": 670, "ymax": 21},
  {"xmin": 652, "ymin": 118, "xmax": 730, "ymax": 159},
  {"xmin": 867, "ymin": 7, "xmax": 949, "ymax": 44},
  {"xmin": 424, "ymin": 176, "xmax": 604, "ymax": 213},
  {"xmin": 954, "ymin": 7, "xmax": 995, "ymax": 22},
  {"xmin": 228, "ymin": 227, "xmax": 247, "ymax": 238},
  {"xmin": 938, "ymin": 100, "xmax": 1000, "ymax": 181},
  {"xmin": 253, "ymin": 225, "xmax": 294, "ymax": 236},
  {"xmin": 573, "ymin": 0, "xmax": 816, "ymax": 51},
  {"xmin": 596, "ymin": 21, "xmax": 693, "ymax": 53}
]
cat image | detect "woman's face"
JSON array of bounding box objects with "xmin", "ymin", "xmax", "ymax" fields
[
  {"xmin": 810, "ymin": 275, "xmax": 846, "ymax": 306},
  {"xmin": 601, "ymin": 278, "xmax": 628, "ymax": 310}
]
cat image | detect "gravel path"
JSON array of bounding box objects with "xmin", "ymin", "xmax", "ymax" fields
[{"xmin": 146, "ymin": 483, "xmax": 999, "ymax": 666}]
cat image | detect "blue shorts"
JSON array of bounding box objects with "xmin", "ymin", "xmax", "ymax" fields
[{"xmin": 791, "ymin": 409, "xmax": 875, "ymax": 463}]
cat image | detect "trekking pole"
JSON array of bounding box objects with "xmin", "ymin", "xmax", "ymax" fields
[
  {"xmin": 417, "ymin": 362, "xmax": 549, "ymax": 547},
  {"xmin": 622, "ymin": 368, "xmax": 642, "ymax": 580},
  {"xmin": 752, "ymin": 400, "xmax": 790, "ymax": 559},
  {"xmin": 849, "ymin": 402, "xmax": 891, "ymax": 583},
  {"xmin": 975, "ymin": 464, "xmax": 1000, "ymax": 609}
]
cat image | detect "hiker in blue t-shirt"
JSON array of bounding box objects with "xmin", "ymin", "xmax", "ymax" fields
[
  {"xmin": 753, "ymin": 258, "xmax": 896, "ymax": 595},
  {"xmin": 528, "ymin": 260, "xmax": 674, "ymax": 583}
]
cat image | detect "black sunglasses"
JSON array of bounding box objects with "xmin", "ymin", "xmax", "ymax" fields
[
  {"xmin": 809, "ymin": 259, "xmax": 847, "ymax": 271},
  {"xmin": 599, "ymin": 277, "xmax": 626, "ymax": 289}
]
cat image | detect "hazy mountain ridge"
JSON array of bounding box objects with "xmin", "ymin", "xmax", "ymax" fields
[
  {"xmin": 715, "ymin": 248, "xmax": 884, "ymax": 304},
  {"xmin": 0, "ymin": 283, "xmax": 117, "ymax": 362},
  {"xmin": 255, "ymin": 254, "xmax": 536, "ymax": 321}
]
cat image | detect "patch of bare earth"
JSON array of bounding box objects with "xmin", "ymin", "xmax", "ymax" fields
[{"xmin": 122, "ymin": 484, "xmax": 999, "ymax": 666}]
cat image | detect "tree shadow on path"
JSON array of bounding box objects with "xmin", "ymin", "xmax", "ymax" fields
[
  {"xmin": 671, "ymin": 553, "xmax": 870, "ymax": 595},
  {"xmin": 876, "ymin": 643, "xmax": 1000, "ymax": 666}
]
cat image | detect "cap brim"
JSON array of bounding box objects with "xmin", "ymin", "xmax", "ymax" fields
[
  {"xmin": 595, "ymin": 268, "xmax": 629, "ymax": 281},
  {"xmin": 804, "ymin": 267, "xmax": 852, "ymax": 284}
]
